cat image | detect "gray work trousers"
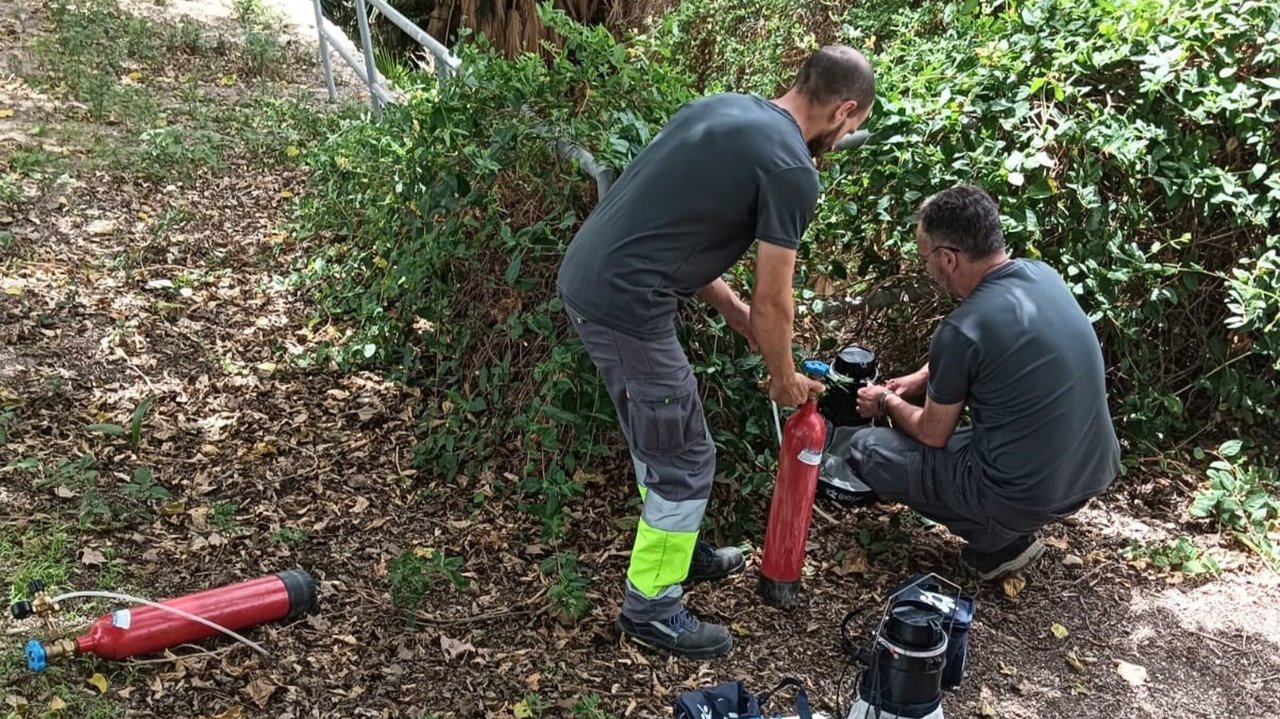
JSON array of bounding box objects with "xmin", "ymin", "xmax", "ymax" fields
[
  {"xmin": 846, "ymin": 426, "xmax": 1081, "ymax": 552},
  {"xmin": 564, "ymin": 302, "xmax": 716, "ymax": 622}
]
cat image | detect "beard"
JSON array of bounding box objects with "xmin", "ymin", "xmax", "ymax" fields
[{"xmin": 807, "ymin": 126, "xmax": 843, "ymax": 159}]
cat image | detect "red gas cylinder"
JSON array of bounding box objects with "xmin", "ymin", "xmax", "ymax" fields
[
  {"xmin": 24, "ymin": 570, "xmax": 316, "ymax": 671},
  {"xmin": 759, "ymin": 360, "xmax": 829, "ymax": 608}
]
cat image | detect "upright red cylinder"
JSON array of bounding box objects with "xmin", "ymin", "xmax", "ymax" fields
[
  {"xmin": 759, "ymin": 392, "xmax": 827, "ymax": 608},
  {"xmin": 75, "ymin": 570, "xmax": 316, "ymax": 660}
]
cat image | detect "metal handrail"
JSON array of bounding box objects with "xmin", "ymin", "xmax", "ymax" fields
[
  {"xmin": 309, "ymin": 0, "xmax": 614, "ymax": 196},
  {"xmin": 307, "ymin": 3, "xmax": 869, "ymax": 200},
  {"xmin": 365, "ymin": 0, "xmax": 460, "ymax": 77}
]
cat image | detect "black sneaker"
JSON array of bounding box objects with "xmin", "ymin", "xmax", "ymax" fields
[
  {"xmin": 687, "ymin": 540, "xmax": 745, "ymax": 583},
  {"xmin": 617, "ymin": 608, "xmax": 733, "ymax": 659},
  {"xmin": 962, "ymin": 535, "xmax": 1046, "ymax": 581}
]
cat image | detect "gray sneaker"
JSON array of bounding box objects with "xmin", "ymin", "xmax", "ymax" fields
[
  {"xmin": 617, "ymin": 608, "xmax": 733, "ymax": 659},
  {"xmin": 687, "ymin": 540, "xmax": 745, "ymax": 583}
]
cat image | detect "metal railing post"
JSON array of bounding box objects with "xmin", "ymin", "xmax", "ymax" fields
[
  {"xmin": 354, "ymin": 0, "xmax": 382, "ymax": 116},
  {"xmin": 311, "ymin": 0, "xmax": 337, "ymax": 101},
  {"xmin": 366, "ymin": 0, "xmax": 461, "ymax": 76}
]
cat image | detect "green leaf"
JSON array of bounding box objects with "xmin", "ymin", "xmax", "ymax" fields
[
  {"xmin": 1219, "ymin": 439, "xmax": 1243, "ymax": 457},
  {"xmin": 1189, "ymin": 491, "xmax": 1220, "ymax": 518},
  {"xmin": 130, "ymin": 395, "xmax": 156, "ymax": 449},
  {"xmin": 505, "ymin": 253, "xmax": 522, "ymax": 284},
  {"xmin": 86, "ymin": 423, "xmax": 128, "ymax": 436}
]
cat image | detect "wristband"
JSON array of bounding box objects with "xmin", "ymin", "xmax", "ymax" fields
[{"xmin": 877, "ymin": 388, "xmax": 897, "ymax": 415}]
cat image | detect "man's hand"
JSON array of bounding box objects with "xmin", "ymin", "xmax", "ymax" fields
[
  {"xmin": 885, "ymin": 368, "xmax": 928, "ymax": 400},
  {"xmin": 771, "ymin": 371, "xmax": 826, "ymax": 407},
  {"xmin": 723, "ymin": 299, "xmax": 757, "ymax": 351},
  {"xmin": 856, "ymin": 383, "xmax": 894, "ymax": 418}
]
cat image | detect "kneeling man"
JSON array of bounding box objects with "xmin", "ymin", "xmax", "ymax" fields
[{"xmin": 851, "ymin": 185, "xmax": 1120, "ymax": 580}]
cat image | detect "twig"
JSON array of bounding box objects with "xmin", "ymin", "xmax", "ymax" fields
[
  {"xmin": 412, "ymin": 584, "xmax": 551, "ymax": 626},
  {"xmin": 124, "ymin": 644, "xmax": 238, "ymax": 665},
  {"xmin": 116, "ymin": 352, "xmax": 157, "ymax": 394},
  {"xmin": 812, "ymin": 503, "xmax": 840, "ymax": 527},
  {"xmin": 1187, "ymin": 628, "xmax": 1248, "ymax": 654},
  {"xmin": 1252, "ymin": 672, "xmax": 1280, "ymax": 685},
  {"xmin": 1071, "ymin": 561, "xmax": 1112, "ymax": 587},
  {"xmin": 412, "ymin": 604, "xmax": 548, "ymax": 627}
]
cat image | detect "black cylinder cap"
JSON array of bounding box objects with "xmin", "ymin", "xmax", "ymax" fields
[
  {"xmin": 276, "ymin": 569, "xmax": 318, "ymax": 619},
  {"xmin": 885, "ymin": 603, "xmax": 946, "ymax": 651},
  {"xmin": 833, "ymin": 346, "xmax": 876, "ymax": 380},
  {"xmin": 27, "ymin": 580, "xmax": 45, "ymax": 596},
  {"xmin": 11, "ymin": 600, "xmax": 33, "ymax": 620},
  {"xmin": 758, "ymin": 576, "xmax": 802, "ymax": 609}
]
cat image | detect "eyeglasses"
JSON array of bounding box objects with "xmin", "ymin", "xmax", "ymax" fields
[{"xmin": 921, "ymin": 244, "xmax": 963, "ymax": 262}]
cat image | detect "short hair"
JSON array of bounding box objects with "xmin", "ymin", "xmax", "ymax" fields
[
  {"xmin": 793, "ymin": 46, "xmax": 875, "ymax": 110},
  {"xmin": 915, "ymin": 185, "xmax": 1005, "ymax": 258}
]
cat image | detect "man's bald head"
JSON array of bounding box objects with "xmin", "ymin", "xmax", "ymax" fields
[{"xmin": 793, "ymin": 45, "xmax": 875, "ymax": 110}]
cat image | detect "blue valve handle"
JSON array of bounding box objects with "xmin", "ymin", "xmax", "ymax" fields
[
  {"xmin": 800, "ymin": 359, "xmax": 830, "ymax": 380},
  {"xmin": 25, "ymin": 639, "xmax": 47, "ymax": 672}
]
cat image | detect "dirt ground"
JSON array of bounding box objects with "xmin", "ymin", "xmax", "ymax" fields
[{"xmin": 2, "ymin": 2, "xmax": 1279, "ymax": 718}]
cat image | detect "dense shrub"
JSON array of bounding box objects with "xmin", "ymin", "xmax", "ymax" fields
[{"xmin": 296, "ymin": 0, "xmax": 1280, "ymax": 543}]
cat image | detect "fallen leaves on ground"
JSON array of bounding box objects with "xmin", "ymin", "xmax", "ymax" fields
[
  {"xmin": 440, "ymin": 635, "xmax": 475, "ymax": 662},
  {"xmin": 80, "ymin": 547, "xmax": 107, "ymax": 565},
  {"xmin": 197, "ymin": 707, "xmax": 244, "ymax": 719},
  {"xmin": 1116, "ymin": 660, "xmax": 1149, "ymax": 687},
  {"xmin": 1001, "ymin": 574, "xmax": 1027, "ymax": 599},
  {"xmin": 243, "ymin": 678, "xmax": 276, "ymax": 709},
  {"xmin": 976, "ymin": 685, "xmax": 998, "ymax": 717}
]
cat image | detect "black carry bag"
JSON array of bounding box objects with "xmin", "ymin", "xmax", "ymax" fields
[{"xmin": 673, "ymin": 677, "xmax": 813, "ymax": 719}]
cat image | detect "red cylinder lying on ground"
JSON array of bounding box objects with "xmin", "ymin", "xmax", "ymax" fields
[
  {"xmin": 75, "ymin": 570, "xmax": 316, "ymax": 660},
  {"xmin": 759, "ymin": 395, "xmax": 827, "ymax": 608}
]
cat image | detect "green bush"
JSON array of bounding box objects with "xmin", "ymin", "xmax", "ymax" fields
[
  {"xmin": 1191, "ymin": 440, "xmax": 1279, "ymax": 565},
  {"xmin": 297, "ymin": 0, "xmax": 1280, "ymax": 541},
  {"xmin": 817, "ymin": 0, "xmax": 1280, "ymax": 449},
  {"xmin": 295, "ymin": 7, "xmax": 698, "ymax": 538},
  {"xmin": 1124, "ymin": 536, "xmax": 1221, "ymax": 575},
  {"xmin": 661, "ymin": 0, "xmax": 1280, "ymax": 449}
]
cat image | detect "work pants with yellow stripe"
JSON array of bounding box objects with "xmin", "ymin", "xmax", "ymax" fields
[{"xmin": 565, "ymin": 302, "xmax": 715, "ymax": 622}]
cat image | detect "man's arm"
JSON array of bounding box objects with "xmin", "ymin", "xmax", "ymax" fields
[
  {"xmin": 885, "ymin": 362, "xmax": 930, "ymax": 399},
  {"xmin": 697, "ymin": 278, "xmax": 754, "ymax": 348},
  {"xmin": 882, "ymin": 392, "xmax": 963, "ymax": 448},
  {"xmin": 695, "ymin": 278, "xmax": 739, "ymax": 316},
  {"xmin": 752, "ymin": 243, "xmax": 823, "ymax": 406}
]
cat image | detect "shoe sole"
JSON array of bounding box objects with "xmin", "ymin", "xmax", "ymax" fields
[
  {"xmin": 685, "ymin": 556, "xmax": 746, "ymax": 584},
  {"xmin": 976, "ymin": 538, "xmax": 1046, "ymax": 581},
  {"xmin": 616, "ymin": 621, "xmax": 734, "ymax": 660}
]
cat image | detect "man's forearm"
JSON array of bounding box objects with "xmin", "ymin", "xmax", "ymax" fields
[
  {"xmin": 883, "ymin": 393, "xmax": 926, "ymax": 441},
  {"xmin": 751, "ymin": 299, "xmax": 795, "ymax": 379},
  {"xmin": 696, "ymin": 278, "xmax": 740, "ymax": 317},
  {"xmin": 882, "ymin": 392, "xmax": 957, "ymax": 448}
]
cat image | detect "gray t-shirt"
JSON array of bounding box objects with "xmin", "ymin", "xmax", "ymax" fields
[
  {"xmin": 927, "ymin": 259, "xmax": 1121, "ymax": 511},
  {"xmin": 556, "ymin": 93, "xmax": 819, "ymax": 338}
]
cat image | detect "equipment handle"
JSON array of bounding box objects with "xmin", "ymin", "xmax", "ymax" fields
[
  {"xmin": 757, "ymin": 677, "xmax": 812, "ymax": 719},
  {"xmin": 800, "ymin": 359, "xmax": 830, "ymax": 380}
]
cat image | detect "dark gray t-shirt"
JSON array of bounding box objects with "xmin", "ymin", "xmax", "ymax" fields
[
  {"xmin": 556, "ymin": 93, "xmax": 819, "ymax": 338},
  {"xmin": 927, "ymin": 259, "xmax": 1121, "ymax": 511}
]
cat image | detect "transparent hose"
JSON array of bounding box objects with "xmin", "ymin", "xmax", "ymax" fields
[{"xmin": 49, "ymin": 590, "xmax": 268, "ymax": 656}]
